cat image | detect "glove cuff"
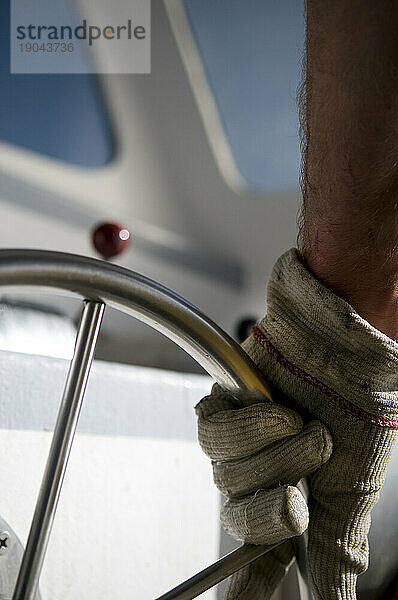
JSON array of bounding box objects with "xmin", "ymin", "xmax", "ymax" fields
[{"xmin": 256, "ymin": 249, "xmax": 398, "ymax": 422}]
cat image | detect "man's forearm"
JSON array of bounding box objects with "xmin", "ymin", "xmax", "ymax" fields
[{"xmin": 299, "ymin": 0, "xmax": 398, "ymax": 340}]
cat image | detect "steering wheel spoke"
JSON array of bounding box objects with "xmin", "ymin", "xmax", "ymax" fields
[{"xmin": 12, "ymin": 301, "xmax": 105, "ymax": 600}]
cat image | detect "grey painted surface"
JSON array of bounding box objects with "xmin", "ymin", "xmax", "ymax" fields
[
  {"xmin": 0, "ymin": 301, "xmax": 76, "ymax": 359},
  {"xmin": 0, "ymin": 349, "xmax": 212, "ymax": 439},
  {"xmin": 0, "ymin": 172, "xmax": 244, "ymax": 289}
]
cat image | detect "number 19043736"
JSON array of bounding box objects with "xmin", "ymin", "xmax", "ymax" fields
[{"xmin": 19, "ymin": 42, "xmax": 74, "ymax": 52}]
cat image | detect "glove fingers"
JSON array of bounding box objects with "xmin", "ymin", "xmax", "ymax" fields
[
  {"xmin": 220, "ymin": 485, "xmax": 308, "ymax": 545},
  {"xmin": 197, "ymin": 402, "xmax": 303, "ymax": 461},
  {"xmin": 224, "ymin": 541, "xmax": 294, "ymax": 600},
  {"xmin": 214, "ymin": 420, "xmax": 332, "ymax": 497}
]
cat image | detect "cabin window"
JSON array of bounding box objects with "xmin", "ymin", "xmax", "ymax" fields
[
  {"xmin": 183, "ymin": 0, "xmax": 304, "ymax": 193},
  {"xmin": 0, "ymin": 0, "xmax": 114, "ymax": 167}
]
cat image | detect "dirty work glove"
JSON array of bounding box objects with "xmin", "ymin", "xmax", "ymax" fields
[
  {"xmin": 196, "ymin": 383, "xmax": 332, "ymax": 598},
  {"xmin": 196, "ymin": 249, "xmax": 398, "ymax": 600}
]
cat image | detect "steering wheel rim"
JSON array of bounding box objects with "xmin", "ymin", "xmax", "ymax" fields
[
  {"xmin": 0, "ymin": 249, "xmax": 286, "ymax": 600},
  {"xmin": 0, "ymin": 249, "xmax": 271, "ymax": 400}
]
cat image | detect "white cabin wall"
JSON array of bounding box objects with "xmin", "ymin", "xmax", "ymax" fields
[{"xmin": 0, "ymin": 349, "xmax": 219, "ymax": 599}]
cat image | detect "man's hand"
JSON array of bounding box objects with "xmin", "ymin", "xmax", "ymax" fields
[
  {"xmin": 196, "ymin": 250, "xmax": 398, "ymax": 600},
  {"xmin": 196, "ymin": 384, "xmax": 332, "ymax": 599}
]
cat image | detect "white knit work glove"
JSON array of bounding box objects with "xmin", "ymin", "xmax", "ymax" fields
[{"xmin": 195, "ymin": 249, "xmax": 398, "ymax": 600}]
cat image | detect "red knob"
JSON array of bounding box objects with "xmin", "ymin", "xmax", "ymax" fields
[{"xmin": 92, "ymin": 222, "xmax": 131, "ymax": 259}]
